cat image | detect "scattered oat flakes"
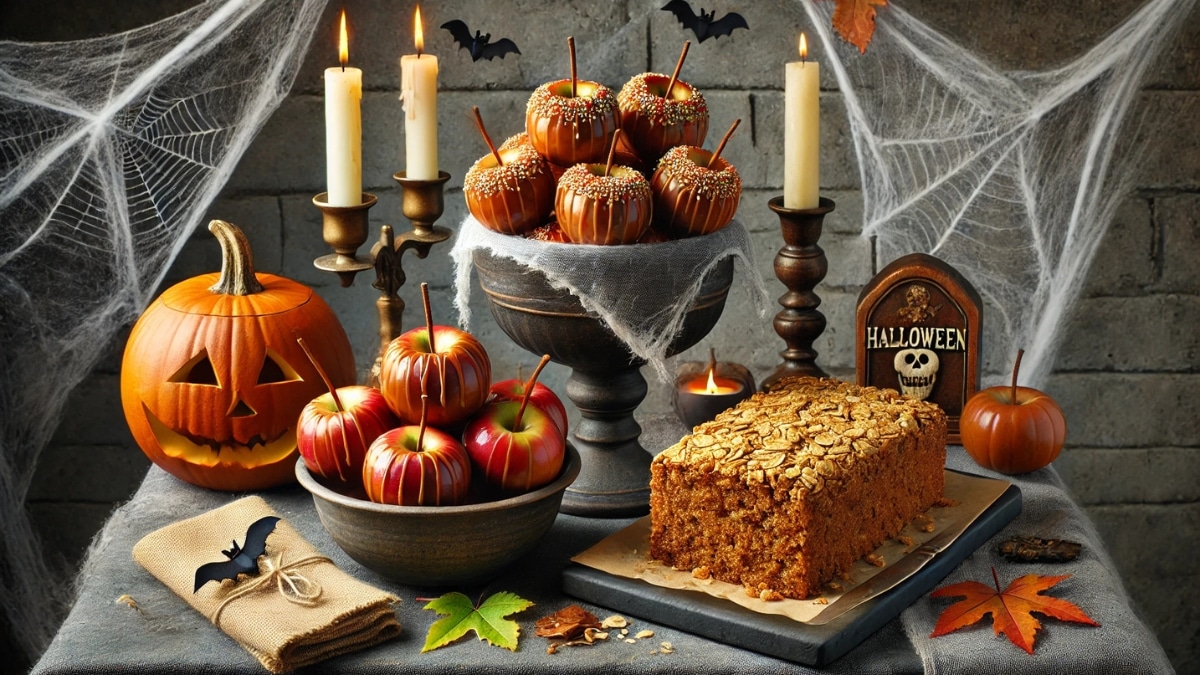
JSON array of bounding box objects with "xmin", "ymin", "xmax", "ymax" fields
[
  {"xmin": 759, "ymin": 589, "xmax": 784, "ymax": 602},
  {"xmin": 814, "ymin": 597, "xmax": 829, "ymax": 605},
  {"xmin": 620, "ymin": 628, "xmax": 629, "ymax": 636},
  {"xmin": 636, "ymin": 630, "xmax": 655, "ymax": 639},
  {"xmin": 624, "ymin": 638, "xmax": 637, "ymax": 644},
  {"xmin": 660, "ymin": 641, "xmax": 675, "ymax": 654},
  {"xmin": 601, "ymin": 615, "xmax": 628, "ymax": 629},
  {"xmin": 866, "ymin": 553, "xmax": 886, "ymax": 567}
]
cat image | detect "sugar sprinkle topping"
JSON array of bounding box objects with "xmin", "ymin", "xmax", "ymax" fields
[
  {"xmin": 617, "ymin": 73, "xmax": 708, "ymax": 127},
  {"xmin": 527, "ymin": 82, "xmax": 618, "ymax": 123},
  {"xmin": 558, "ymin": 164, "xmax": 651, "ymax": 202},
  {"xmin": 464, "ymin": 134, "xmax": 549, "ymax": 197},
  {"xmin": 654, "ymin": 145, "xmax": 741, "ymax": 199}
]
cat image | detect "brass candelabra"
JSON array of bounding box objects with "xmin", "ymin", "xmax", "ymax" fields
[{"xmin": 312, "ymin": 170, "xmax": 452, "ymax": 380}]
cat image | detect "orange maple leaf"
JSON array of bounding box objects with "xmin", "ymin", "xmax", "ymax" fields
[
  {"xmin": 831, "ymin": 0, "xmax": 888, "ymax": 54},
  {"xmin": 931, "ymin": 568, "xmax": 1099, "ymax": 654}
]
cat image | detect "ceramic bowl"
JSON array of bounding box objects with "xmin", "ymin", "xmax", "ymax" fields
[{"xmin": 296, "ymin": 444, "xmax": 580, "ymax": 586}]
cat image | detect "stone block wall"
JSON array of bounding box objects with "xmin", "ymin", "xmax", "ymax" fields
[{"xmin": 6, "ymin": 0, "xmax": 1198, "ymax": 670}]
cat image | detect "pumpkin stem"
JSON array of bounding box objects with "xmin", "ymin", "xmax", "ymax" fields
[
  {"xmin": 1010, "ymin": 348, "xmax": 1025, "ymax": 404},
  {"xmin": 208, "ymin": 220, "xmax": 264, "ymax": 295},
  {"xmin": 421, "ymin": 282, "xmax": 436, "ymax": 354},
  {"xmin": 297, "ymin": 337, "xmax": 342, "ymax": 412},
  {"xmin": 513, "ymin": 354, "xmax": 551, "ymax": 432}
]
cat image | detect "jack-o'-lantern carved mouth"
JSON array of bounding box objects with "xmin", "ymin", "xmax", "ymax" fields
[{"xmin": 143, "ymin": 404, "xmax": 297, "ymax": 468}]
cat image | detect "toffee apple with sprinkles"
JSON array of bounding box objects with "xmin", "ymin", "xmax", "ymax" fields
[
  {"xmin": 526, "ymin": 36, "xmax": 620, "ymax": 167},
  {"xmin": 464, "ymin": 107, "xmax": 555, "ymax": 236}
]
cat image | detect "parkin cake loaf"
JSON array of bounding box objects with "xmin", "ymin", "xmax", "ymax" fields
[{"xmin": 649, "ymin": 376, "xmax": 947, "ymax": 600}]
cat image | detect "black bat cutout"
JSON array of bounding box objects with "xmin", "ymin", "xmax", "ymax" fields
[
  {"xmin": 662, "ymin": 0, "xmax": 749, "ymax": 42},
  {"xmin": 441, "ymin": 20, "xmax": 521, "ymax": 61},
  {"xmin": 193, "ymin": 515, "xmax": 281, "ymax": 593}
]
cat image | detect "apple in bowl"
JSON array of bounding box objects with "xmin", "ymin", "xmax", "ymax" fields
[
  {"xmin": 464, "ymin": 354, "xmax": 566, "ymax": 494},
  {"xmin": 363, "ymin": 415, "xmax": 473, "ymax": 506},
  {"xmin": 378, "ymin": 284, "xmax": 491, "ymax": 427}
]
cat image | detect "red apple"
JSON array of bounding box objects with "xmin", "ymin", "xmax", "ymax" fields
[
  {"xmin": 960, "ymin": 349, "xmax": 1067, "ymax": 475},
  {"xmin": 464, "ymin": 401, "xmax": 565, "ymax": 494},
  {"xmin": 378, "ymin": 284, "xmax": 491, "ymax": 427},
  {"xmin": 464, "ymin": 354, "xmax": 566, "ymax": 494},
  {"xmin": 489, "ymin": 357, "xmax": 569, "ymax": 437},
  {"xmin": 294, "ymin": 337, "xmax": 398, "ymax": 484},
  {"xmin": 362, "ymin": 396, "xmax": 473, "ymax": 506},
  {"xmin": 298, "ymin": 385, "xmax": 397, "ymax": 484}
]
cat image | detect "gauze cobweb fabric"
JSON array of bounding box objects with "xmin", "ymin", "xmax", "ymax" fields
[
  {"xmin": 451, "ymin": 217, "xmax": 769, "ymax": 381},
  {"xmin": 801, "ymin": 0, "xmax": 1194, "ymax": 388},
  {"xmin": 0, "ymin": 0, "xmax": 327, "ymax": 659}
]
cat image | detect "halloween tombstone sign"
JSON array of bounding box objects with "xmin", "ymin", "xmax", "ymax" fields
[{"xmin": 856, "ymin": 253, "xmax": 981, "ymax": 444}]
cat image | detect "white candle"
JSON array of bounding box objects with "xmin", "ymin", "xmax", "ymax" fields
[
  {"xmin": 784, "ymin": 33, "xmax": 820, "ymax": 209},
  {"xmin": 400, "ymin": 6, "xmax": 439, "ymax": 180},
  {"xmin": 324, "ymin": 11, "xmax": 363, "ymax": 207}
]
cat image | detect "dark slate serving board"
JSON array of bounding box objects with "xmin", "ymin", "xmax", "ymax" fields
[{"xmin": 562, "ymin": 474, "xmax": 1021, "ymax": 667}]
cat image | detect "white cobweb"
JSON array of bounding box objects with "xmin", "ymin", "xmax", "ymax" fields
[
  {"xmin": 801, "ymin": 0, "xmax": 1194, "ymax": 387},
  {"xmin": 0, "ymin": 0, "xmax": 327, "ymax": 658}
]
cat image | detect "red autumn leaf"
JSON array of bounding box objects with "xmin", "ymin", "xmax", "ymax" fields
[
  {"xmin": 832, "ymin": 0, "xmax": 888, "ymax": 54},
  {"xmin": 931, "ymin": 568, "xmax": 1099, "ymax": 654}
]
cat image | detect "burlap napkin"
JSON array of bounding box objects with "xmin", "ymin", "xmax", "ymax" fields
[{"xmin": 132, "ymin": 496, "xmax": 401, "ymax": 673}]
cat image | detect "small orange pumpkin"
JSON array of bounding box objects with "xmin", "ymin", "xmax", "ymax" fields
[
  {"xmin": 960, "ymin": 349, "xmax": 1067, "ymax": 475},
  {"xmin": 120, "ymin": 220, "xmax": 355, "ymax": 491}
]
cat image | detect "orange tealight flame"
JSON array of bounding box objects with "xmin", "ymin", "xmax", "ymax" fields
[
  {"xmin": 687, "ymin": 366, "xmax": 742, "ymax": 396},
  {"xmin": 414, "ymin": 5, "xmax": 425, "ymax": 56},
  {"xmin": 705, "ymin": 368, "xmax": 721, "ymax": 395},
  {"xmin": 338, "ymin": 10, "xmax": 349, "ymax": 66},
  {"xmin": 799, "ymin": 33, "xmax": 808, "ymax": 63}
]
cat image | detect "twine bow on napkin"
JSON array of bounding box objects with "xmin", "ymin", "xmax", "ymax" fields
[
  {"xmin": 133, "ymin": 496, "xmax": 401, "ymax": 674},
  {"xmin": 210, "ymin": 553, "xmax": 331, "ymax": 626}
]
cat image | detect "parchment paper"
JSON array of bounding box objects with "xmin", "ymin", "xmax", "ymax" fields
[{"xmin": 571, "ymin": 470, "xmax": 1012, "ymax": 623}]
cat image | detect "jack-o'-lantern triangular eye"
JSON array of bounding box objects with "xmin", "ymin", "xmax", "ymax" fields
[
  {"xmin": 257, "ymin": 348, "xmax": 301, "ymax": 385},
  {"xmin": 169, "ymin": 350, "xmax": 220, "ymax": 386}
]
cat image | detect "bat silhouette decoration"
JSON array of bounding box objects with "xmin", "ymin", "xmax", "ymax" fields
[
  {"xmin": 442, "ymin": 20, "xmax": 521, "ymax": 61},
  {"xmin": 662, "ymin": 0, "xmax": 749, "ymax": 42},
  {"xmin": 193, "ymin": 515, "xmax": 281, "ymax": 593}
]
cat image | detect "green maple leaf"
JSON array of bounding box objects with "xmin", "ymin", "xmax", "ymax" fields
[{"xmin": 421, "ymin": 591, "xmax": 535, "ymax": 653}]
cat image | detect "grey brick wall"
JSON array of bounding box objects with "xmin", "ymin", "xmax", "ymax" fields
[{"xmin": 10, "ymin": 0, "xmax": 1199, "ymax": 670}]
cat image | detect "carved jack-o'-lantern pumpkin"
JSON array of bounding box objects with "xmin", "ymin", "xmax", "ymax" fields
[{"xmin": 120, "ymin": 220, "xmax": 356, "ymax": 491}]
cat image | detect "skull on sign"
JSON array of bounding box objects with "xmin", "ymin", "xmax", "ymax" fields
[{"xmin": 893, "ymin": 348, "xmax": 939, "ymax": 400}]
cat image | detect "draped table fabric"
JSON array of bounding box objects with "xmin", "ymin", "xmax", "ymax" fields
[{"xmin": 32, "ymin": 417, "xmax": 1172, "ymax": 674}]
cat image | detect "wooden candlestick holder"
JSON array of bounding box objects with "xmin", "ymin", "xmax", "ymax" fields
[
  {"xmin": 761, "ymin": 196, "xmax": 836, "ymax": 391},
  {"xmin": 313, "ymin": 170, "xmax": 452, "ymax": 382}
]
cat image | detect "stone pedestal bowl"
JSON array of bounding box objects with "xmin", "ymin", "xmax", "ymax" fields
[
  {"xmin": 295, "ymin": 444, "xmax": 580, "ymax": 586},
  {"xmin": 472, "ymin": 249, "xmax": 734, "ymax": 518}
]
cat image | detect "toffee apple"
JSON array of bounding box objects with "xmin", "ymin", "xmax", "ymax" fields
[
  {"xmin": 525, "ymin": 37, "xmax": 619, "ymax": 167},
  {"xmin": 295, "ymin": 338, "xmax": 397, "ymax": 484},
  {"xmin": 617, "ymin": 42, "xmax": 709, "ymax": 162},
  {"xmin": 379, "ymin": 283, "xmax": 491, "ymax": 427},
  {"xmin": 464, "ymin": 355, "xmax": 566, "ymax": 494},
  {"xmin": 651, "ymin": 118, "xmax": 743, "ymax": 238},
  {"xmin": 464, "ymin": 109, "xmax": 555, "ymax": 235},
  {"xmin": 363, "ymin": 397, "xmax": 473, "ymax": 506},
  {"xmin": 555, "ymin": 130, "xmax": 653, "ymax": 245},
  {"xmin": 523, "ymin": 221, "xmax": 570, "ymax": 243},
  {"xmin": 960, "ymin": 349, "xmax": 1067, "ymax": 475},
  {"xmin": 489, "ymin": 356, "xmax": 568, "ymax": 436}
]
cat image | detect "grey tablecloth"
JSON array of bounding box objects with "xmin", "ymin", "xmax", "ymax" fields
[{"xmin": 32, "ymin": 418, "xmax": 1172, "ymax": 674}]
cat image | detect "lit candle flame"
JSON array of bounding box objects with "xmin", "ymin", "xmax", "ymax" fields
[
  {"xmin": 414, "ymin": 5, "xmax": 424, "ymax": 56},
  {"xmin": 338, "ymin": 10, "xmax": 349, "ymax": 66},
  {"xmin": 705, "ymin": 368, "xmax": 720, "ymax": 395},
  {"xmin": 799, "ymin": 33, "xmax": 808, "ymax": 62}
]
